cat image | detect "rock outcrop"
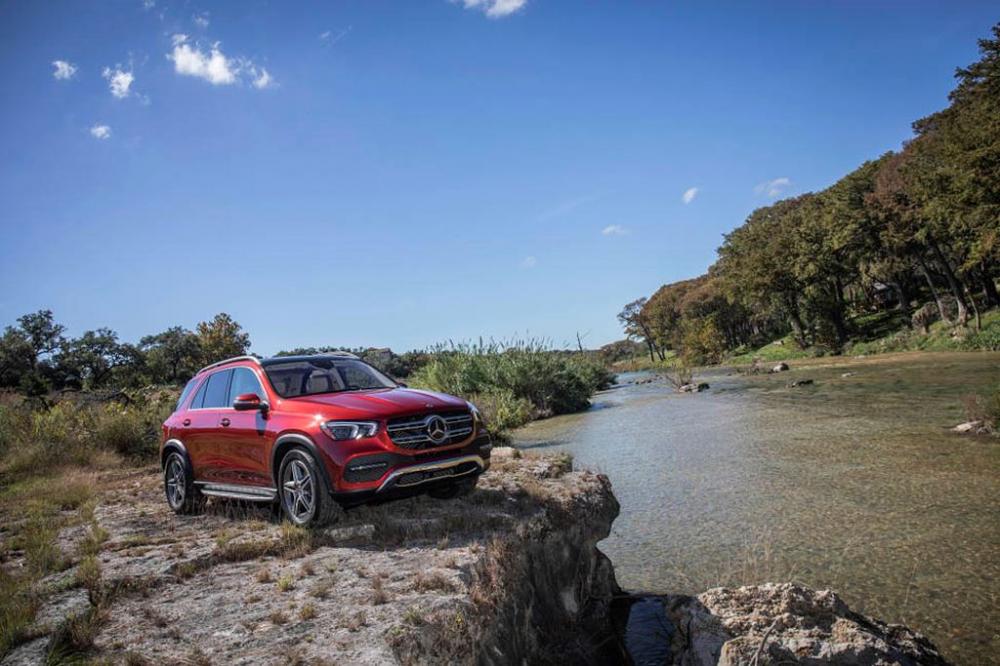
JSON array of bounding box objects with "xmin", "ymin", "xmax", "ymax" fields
[
  {"xmin": 639, "ymin": 583, "xmax": 948, "ymax": 665},
  {"xmin": 3, "ymin": 450, "xmax": 620, "ymax": 666}
]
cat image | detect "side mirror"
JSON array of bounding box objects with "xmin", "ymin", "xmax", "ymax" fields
[{"xmin": 233, "ymin": 393, "xmax": 268, "ymax": 412}]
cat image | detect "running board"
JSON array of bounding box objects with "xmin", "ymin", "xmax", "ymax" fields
[{"xmin": 197, "ymin": 483, "xmax": 277, "ymax": 502}]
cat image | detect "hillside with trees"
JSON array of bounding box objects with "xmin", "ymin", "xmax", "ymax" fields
[{"xmin": 619, "ymin": 25, "xmax": 1000, "ymax": 366}]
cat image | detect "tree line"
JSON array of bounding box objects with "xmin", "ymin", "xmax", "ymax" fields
[
  {"xmin": 620, "ymin": 24, "xmax": 1000, "ymax": 364},
  {"xmin": 0, "ymin": 311, "xmax": 251, "ymax": 395}
]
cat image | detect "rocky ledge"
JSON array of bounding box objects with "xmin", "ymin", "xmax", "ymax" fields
[
  {"xmin": 4, "ymin": 449, "xmax": 620, "ymax": 665},
  {"xmin": 4, "ymin": 449, "xmax": 949, "ymax": 665}
]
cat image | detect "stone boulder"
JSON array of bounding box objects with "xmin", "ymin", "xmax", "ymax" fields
[
  {"xmin": 659, "ymin": 583, "xmax": 948, "ymax": 665},
  {"xmin": 772, "ymin": 362, "xmax": 789, "ymax": 373}
]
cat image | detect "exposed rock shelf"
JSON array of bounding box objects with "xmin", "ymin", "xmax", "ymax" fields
[{"xmin": 3, "ymin": 450, "xmax": 949, "ymax": 665}]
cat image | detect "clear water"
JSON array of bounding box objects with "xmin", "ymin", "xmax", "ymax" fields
[{"xmin": 512, "ymin": 352, "xmax": 1000, "ymax": 665}]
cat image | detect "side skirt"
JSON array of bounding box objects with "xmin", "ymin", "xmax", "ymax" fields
[{"xmin": 195, "ymin": 482, "xmax": 277, "ymax": 502}]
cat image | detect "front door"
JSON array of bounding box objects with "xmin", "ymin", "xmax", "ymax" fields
[{"xmin": 217, "ymin": 366, "xmax": 274, "ymax": 488}]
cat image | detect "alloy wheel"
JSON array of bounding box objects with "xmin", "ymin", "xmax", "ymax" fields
[
  {"xmin": 282, "ymin": 459, "xmax": 315, "ymax": 523},
  {"xmin": 165, "ymin": 457, "xmax": 186, "ymax": 508}
]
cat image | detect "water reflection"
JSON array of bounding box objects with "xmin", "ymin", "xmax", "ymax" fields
[{"xmin": 512, "ymin": 352, "xmax": 1000, "ymax": 664}]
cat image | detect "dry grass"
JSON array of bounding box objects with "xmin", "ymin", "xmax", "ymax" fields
[
  {"xmin": 277, "ymin": 574, "xmax": 295, "ymax": 593},
  {"xmin": 371, "ymin": 576, "xmax": 390, "ymax": 605},
  {"xmin": 298, "ymin": 603, "xmax": 317, "ymax": 621},
  {"xmin": 255, "ymin": 567, "xmax": 273, "ymax": 584}
]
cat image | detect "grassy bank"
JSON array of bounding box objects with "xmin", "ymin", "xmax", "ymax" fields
[
  {"xmin": 409, "ymin": 340, "xmax": 615, "ymax": 437},
  {"xmin": 0, "ymin": 389, "xmax": 175, "ymax": 657}
]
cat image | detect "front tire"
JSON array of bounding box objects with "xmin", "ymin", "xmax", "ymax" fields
[
  {"xmin": 164, "ymin": 452, "xmax": 205, "ymax": 515},
  {"xmin": 278, "ymin": 447, "xmax": 343, "ymax": 527}
]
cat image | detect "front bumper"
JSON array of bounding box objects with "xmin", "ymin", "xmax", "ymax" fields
[{"xmin": 332, "ymin": 434, "xmax": 492, "ymax": 505}]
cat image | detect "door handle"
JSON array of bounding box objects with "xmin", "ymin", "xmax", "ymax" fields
[
  {"xmin": 182, "ymin": 418, "xmax": 191, "ymax": 426},
  {"xmin": 221, "ymin": 418, "xmax": 231, "ymax": 427}
]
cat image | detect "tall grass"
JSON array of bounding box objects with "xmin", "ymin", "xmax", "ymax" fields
[{"xmin": 410, "ymin": 338, "xmax": 615, "ymax": 435}]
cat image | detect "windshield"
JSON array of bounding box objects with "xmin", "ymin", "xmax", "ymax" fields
[{"xmin": 263, "ymin": 358, "xmax": 396, "ymax": 398}]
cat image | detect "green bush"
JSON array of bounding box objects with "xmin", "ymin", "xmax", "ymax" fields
[{"xmin": 410, "ymin": 339, "xmax": 615, "ymax": 432}]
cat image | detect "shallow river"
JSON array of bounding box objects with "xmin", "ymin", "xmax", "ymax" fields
[{"xmin": 512, "ymin": 352, "xmax": 1000, "ymax": 664}]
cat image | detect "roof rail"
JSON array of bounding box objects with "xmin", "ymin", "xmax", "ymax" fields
[{"xmin": 197, "ymin": 355, "xmax": 261, "ymax": 374}]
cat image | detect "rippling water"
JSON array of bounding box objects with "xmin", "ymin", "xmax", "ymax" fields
[{"xmin": 512, "ymin": 352, "xmax": 1000, "ymax": 664}]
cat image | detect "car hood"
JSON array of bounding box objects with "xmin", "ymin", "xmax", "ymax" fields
[{"xmin": 283, "ymin": 387, "xmax": 468, "ymax": 419}]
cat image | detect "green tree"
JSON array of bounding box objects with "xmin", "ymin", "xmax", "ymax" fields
[
  {"xmin": 141, "ymin": 326, "xmax": 203, "ymax": 384},
  {"xmin": 196, "ymin": 313, "xmax": 250, "ymax": 364}
]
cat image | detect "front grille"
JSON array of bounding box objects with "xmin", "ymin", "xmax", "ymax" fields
[{"xmin": 386, "ymin": 410, "xmax": 473, "ymax": 450}]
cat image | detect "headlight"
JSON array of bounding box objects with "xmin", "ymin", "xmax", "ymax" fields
[{"xmin": 321, "ymin": 421, "xmax": 379, "ymax": 441}]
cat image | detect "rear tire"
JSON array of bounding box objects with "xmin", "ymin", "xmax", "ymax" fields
[
  {"xmin": 428, "ymin": 476, "xmax": 478, "ymax": 500},
  {"xmin": 164, "ymin": 452, "xmax": 205, "ymax": 515},
  {"xmin": 278, "ymin": 447, "xmax": 343, "ymax": 527}
]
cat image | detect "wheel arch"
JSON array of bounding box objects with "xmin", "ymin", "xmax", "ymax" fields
[
  {"xmin": 161, "ymin": 439, "xmax": 191, "ymax": 471},
  {"xmin": 271, "ymin": 432, "xmax": 335, "ymax": 493}
]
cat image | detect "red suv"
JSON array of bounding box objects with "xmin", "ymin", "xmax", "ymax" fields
[{"xmin": 160, "ymin": 353, "xmax": 491, "ymax": 526}]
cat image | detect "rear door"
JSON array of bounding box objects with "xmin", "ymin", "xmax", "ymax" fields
[
  {"xmin": 217, "ymin": 366, "xmax": 273, "ymax": 487},
  {"xmin": 184, "ymin": 369, "xmax": 233, "ymax": 483}
]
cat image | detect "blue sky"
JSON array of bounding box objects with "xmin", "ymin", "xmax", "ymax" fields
[{"xmin": 0, "ymin": 1, "xmax": 996, "ymax": 354}]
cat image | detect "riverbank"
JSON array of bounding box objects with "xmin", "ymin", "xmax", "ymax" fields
[
  {"xmin": 0, "ymin": 451, "xmax": 951, "ymax": 665},
  {"xmin": 514, "ymin": 351, "xmax": 1000, "ymax": 664}
]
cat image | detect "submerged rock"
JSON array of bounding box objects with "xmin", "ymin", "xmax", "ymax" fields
[
  {"xmin": 788, "ymin": 379, "xmax": 814, "ymax": 388},
  {"xmin": 653, "ymin": 583, "xmax": 949, "ymax": 665}
]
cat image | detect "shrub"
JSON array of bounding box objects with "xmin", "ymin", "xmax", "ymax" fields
[
  {"xmin": 962, "ymin": 385, "xmax": 1000, "ymax": 434},
  {"xmin": 410, "ymin": 339, "xmax": 615, "ymax": 432}
]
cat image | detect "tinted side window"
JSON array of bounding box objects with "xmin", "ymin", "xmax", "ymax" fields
[
  {"xmin": 202, "ymin": 369, "xmax": 233, "ymax": 409},
  {"xmin": 176, "ymin": 378, "xmax": 199, "ymax": 411},
  {"xmin": 228, "ymin": 367, "xmax": 264, "ymax": 405},
  {"xmin": 190, "ymin": 378, "xmax": 209, "ymax": 409}
]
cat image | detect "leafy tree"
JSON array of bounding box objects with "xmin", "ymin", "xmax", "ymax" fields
[
  {"xmin": 141, "ymin": 326, "xmax": 203, "ymax": 384},
  {"xmin": 196, "ymin": 313, "xmax": 250, "ymax": 364},
  {"xmin": 55, "ymin": 328, "xmax": 130, "ymax": 389},
  {"xmin": 617, "ymin": 298, "xmax": 661, "ymax": 361}
]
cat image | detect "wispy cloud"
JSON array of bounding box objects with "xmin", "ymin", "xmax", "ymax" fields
[
  {"xmin": 754, "ymin": 177, "xmax": 791, "ymax": 198},
  {"xmin": 168, "ymin": 35, "xmax": 273, "ymax": 89},
  {"xmin": 682, "ymin": 187, "xmax": 699, "ymax": 204},
  {"xmin": 90, "ymin": 124, "xmax": 111, "ymax": 140},
  {"xmin": 192, "ymin": 12, "xmax": 210, "ymax": 29},
  {"xmin": 251, "ymin": 67, "xmax": 274, "ymax": 89},
  {"xmin": 520, "ymin": 256, "xmax": 537, "ymax": 269},
  {"xmin": 452, "ymin": 0, "xmax": 527, "ymax": 19},
  {"xmin": 536, "ymin": 194, "xmax": 598, "ymax": 222},
  {"xmin": 320, "ymin": 26, "xmax": 352, "ymax": 46},
  {"xmin": 102, "ymin": 66, "xmax": 134, "ymax": 99},
  {"xmin": 601, "ymin": 224, "xmax": 628, "ymax": 236},
  {"xmin": 52, "ymin": 60, "xmax": 77, "ymax": 80},
  {"xmin": 141, "ymin": 0, "xmax": 155, "ymax": 10}
]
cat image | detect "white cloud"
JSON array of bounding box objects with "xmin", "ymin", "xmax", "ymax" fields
[
  {"xmin": 251, "ymin": 67, "xmax": 274, "ymax": 89},
  {"xmin": 754, "ymin": 177, "xmax": 791, "ymax": 198},
  {"xmin": 601, "ymin": 224, "xmax": 628, "ymax": 236},
  {"xmin": 319, "ymin": 30, "xmax": 331, "ymax": 40},
  {"xmin": 168, "ymin": 35, "xmax": 273, "ymax": 89},
  {"xmin": 682, "ymin": 187, "xmax": 699, "ymax": 204},
  {"xmin": 192, "ymin": 12, "xmax": 210, "ymax": 28},
  {"xmin": 102, "ymin": 66, "xmax": 134, "ymax": 98},
  {"xmin": 90, "ymin": 125, "xmax": 111, "ymax": 140},
  {"xmin": 52, "ymin": 60, "xmax": 77, "ymax": 80},
  {"xmin": 453, "ymin": 0, "xmax": 527, "ymax": 19},
  {"xmin": 168, "ymin": 37, "xmax": 237, "ymax": 85},
  {"xmin": 142, "ymin": 0, "xmax": 155, "ymax": 10},
  {"xmin": 520, "ymin": 256, "xmax": 537, "ymax": 269}
]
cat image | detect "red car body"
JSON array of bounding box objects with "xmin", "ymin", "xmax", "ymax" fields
[{"xmin": 160, "ymin": 353, "xmax": 491, "ymax": 513}]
